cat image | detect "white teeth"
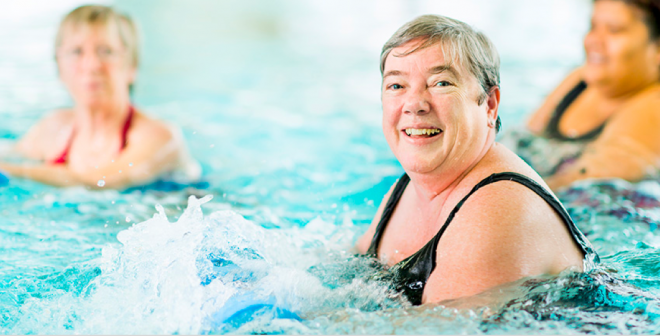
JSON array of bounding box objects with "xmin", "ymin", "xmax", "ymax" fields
[{"xmin": 404, "ymin": 128, "xmax": 441, "ymax": 136}]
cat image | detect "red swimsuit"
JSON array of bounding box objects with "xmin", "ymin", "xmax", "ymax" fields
[{"xmin": 51, "ymin": 106, "xmax": 135, "ymax": 164}]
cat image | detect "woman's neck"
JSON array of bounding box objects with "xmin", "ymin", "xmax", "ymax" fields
[
  {"xmin": 73, "ymin": 99, "xmax": 130, "ymax": 137},
  {"xmin": 407, "ymin": 133, "xmax": 496, "ymax": 213},
  {"xmin": 593, "ymin": 75, "xmax": 659, "ymax": 100}
]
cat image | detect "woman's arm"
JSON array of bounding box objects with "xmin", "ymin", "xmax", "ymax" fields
[
  {"xmin": 545, "ymin": 87, "xmax": 660, "ymax": 190},
  {"xmin": 527, "ymin": 68, "xmax": 584, "ymax": 135},
  {"xmin": 14, "ymin": 110, "xmax": 74, "ymax": 161},
  {"xmin": 0, "ymin": 162, "xmax": 78, "ymax": 186},
  {"xmin": 0, "ymin": 123, "xmax": 183, "ymax": 189}
]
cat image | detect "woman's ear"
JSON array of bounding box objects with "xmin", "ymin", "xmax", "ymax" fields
[{"xmin": 486, "ymin": 86, "xmax": 500, "ymax": 125}]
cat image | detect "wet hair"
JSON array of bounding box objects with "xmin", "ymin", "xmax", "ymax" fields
[
  {"xmin": 596, "ymin": 0, "xmax": 660, "ymax": 40},
  {"xmin": 55, "ymin": 5, "xmax": 139, "ymax": 67},
  {"xmin": 380, "ymin": 14, "xmax": 501, "ymax": 132}
]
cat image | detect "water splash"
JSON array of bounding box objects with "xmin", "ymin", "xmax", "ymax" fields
[{"xmin": 4, "ymin": 195, "xmax": 403, "ymax": 334}]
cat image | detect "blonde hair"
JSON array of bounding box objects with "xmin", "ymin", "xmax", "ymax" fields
[
  {"xmin": 381, "ymin": 15, "xmax": 501, "ymax": 131},
  {"xmin": 55, "ymin": 5, "xmax": 139, "ymax": 68}
]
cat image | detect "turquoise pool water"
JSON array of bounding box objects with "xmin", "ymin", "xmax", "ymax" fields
[{"xmin": 4, "ymin": 0, "xmax": 660, "ymax": 334}]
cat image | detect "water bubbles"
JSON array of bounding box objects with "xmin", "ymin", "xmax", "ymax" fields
[
  {"xmin": 97, "ymin": 180, "xmax": 106, "ymax": 187},
  {"xmin": 129, "ymin": 163, "xmax": 133, "ymax": 167},
  {"xmin": 125, "ymin": 216, "xmax": 131, "ymax": 223}
]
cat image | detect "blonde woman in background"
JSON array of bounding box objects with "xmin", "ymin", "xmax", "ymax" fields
[{"xmin": 0, "ymin": 5, "xmax": 199, "ymax": 188}]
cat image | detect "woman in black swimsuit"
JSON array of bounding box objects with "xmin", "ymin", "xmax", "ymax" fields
[
  {"xmin": 355, "ymin": 15, "xmax": 598, "ymax": 305},
  {"xmin": 526, "ymin": 0, "xmax": 660, "ymax": 190}
]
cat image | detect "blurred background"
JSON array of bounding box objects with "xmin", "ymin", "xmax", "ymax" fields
[
  {"xmin": 0, "ymin": 0, "xmax": 591, "ymax": 225},
  {"xmin": 4, "ymin": 1, "xmax": 631, "ymax": 334}
]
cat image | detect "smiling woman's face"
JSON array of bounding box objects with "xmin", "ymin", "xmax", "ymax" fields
[
  {"xmin": 584, "ymin": 0, "xmax": 660, "ymax": 95},
  {"xmin": 57, "ymin": 23, "xmax": 135, "ymax": 108},
  {"xmin": 381, "ymin": 40, "xmax": 495, "ymax": 176}
]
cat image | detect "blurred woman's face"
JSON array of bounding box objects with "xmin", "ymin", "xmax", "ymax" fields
[
  {"xmin": 56, "ymin": 24, "xmax": 135, "ymax": 109},
  {"xmin": 584, "ymin": 0, "xmax": 660, "ymax": 95}
]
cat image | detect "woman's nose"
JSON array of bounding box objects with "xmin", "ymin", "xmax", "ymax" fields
[
  {"xmin": 402, "ymin": 89, "xmax": 431, "ymax": 115},
  {"xmin": 584, "ymin": 27, "xmax": 603, "ymax": 52},
  {"xmin": 81, "ymin": 50, "xmax": 103, "ymax": 72}
]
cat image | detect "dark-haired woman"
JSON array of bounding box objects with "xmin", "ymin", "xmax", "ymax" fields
[{"xmin": 524, "ymin": 0, "xmax": 660, "ymax": 190}]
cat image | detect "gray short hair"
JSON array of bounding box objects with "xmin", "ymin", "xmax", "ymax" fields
[{"xmin": 381, "ymin": 14, "xmax": 501, "ymax": 131}]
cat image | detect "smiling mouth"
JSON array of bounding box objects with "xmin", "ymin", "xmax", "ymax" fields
[{"xmin": 403, "ymin": 128, "xmax": 442, "ymax": 138}]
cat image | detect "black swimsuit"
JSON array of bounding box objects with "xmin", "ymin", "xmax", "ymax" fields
[
  {"xmin": 544, "ymin": 81, "xmax": 604, "ymax": 141},
  {"xmin": 366, "ymin": 172, "xmax": 598, "ymax": 305}
]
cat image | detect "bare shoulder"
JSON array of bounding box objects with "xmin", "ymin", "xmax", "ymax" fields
[
  {"xmin": 598, "ymin": 85, "xmax": 660, "ymax": 152},
  {"xmin": 552, "ymin": 67, "xmax": 585, "ymax": 95},
  {"xmin": 447, "ymin": 143, "xmax": 561, "ymax": 249},
  {"xmin": 616, "ymin": 85, "xmax": 660, "ymax": 121},
  {"xmin": 423, "ymin": 178, "xmax": 563, "ymax": 302},
  {"xmin": 422, "ymin": 159, "xmax": 569, "ymax": 302},
  {"xmin": 453, "ymin": 172, "xmax": 552, "ymax": 234},
  {"xmin": 480, "ymin": 142, "xmax": 549, "ymax": 187},
  {"xmin": 37, "ymin": 109, "xmax": 75, "ymax": 133},
  {"xmin": 527, "ymin": 67, "xmax": 585, "ymax": 134},
  {"xmin": 129, "ymin": 110, "xmax": 177, "ymax": 144},
  {"xmin": 17, "ymin": 109, "xmax": 75, "ymax": 159}
]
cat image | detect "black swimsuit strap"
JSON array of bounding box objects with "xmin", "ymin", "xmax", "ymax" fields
[
  {"xmin": 367, "ymin": 172, "xmax": 597, "ymax": 267},
  {"xmin": 426, "ymin": 172, "xmax": 596, "ymax": 263},
  {"xmin": 367, "ymin": 174, "xmax": 410, "ymax": 256},
  {"xmin": 366, "ymin": 172, "xmax": 598, "ymax": 305},
  {"xmin": 545, "ymin": 81, "xmax": 603, "ymax": 142}
]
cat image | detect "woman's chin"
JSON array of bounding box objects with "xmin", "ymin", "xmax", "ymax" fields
[
  {"xmin": 77, "ymin": 96, "xmax": 112, "ymax": 109},
  {"xmin": 400, "ymin": 160, "xmax": 439, "ymax": 175},
  {"xmin": 582, "ymin": 68, "xmax": 610, "ymax": 86}
]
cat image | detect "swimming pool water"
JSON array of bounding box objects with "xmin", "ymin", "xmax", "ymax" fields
[{"xmin": 5, "ymin": 0, "xmax": 660, "ymax": 334}]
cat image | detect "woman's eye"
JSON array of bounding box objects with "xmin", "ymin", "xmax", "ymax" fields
[
  {"xmin": 98, "ymin": 47, "xmax": 113, "ymax": 57},
  {"xmin": 388, "ymin": 84, "xmax": 403, "ymax": 90},
  {"xmin": 434, "ymin": 81, "xmax": 451, "ymax": 87},
  {"xmin": 70, "ymin": 48, "xmax": 82, "ymax": 55},
  {"xmin": 607, "ymin": 26, "xmax": 624, "ymax": 33}
]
